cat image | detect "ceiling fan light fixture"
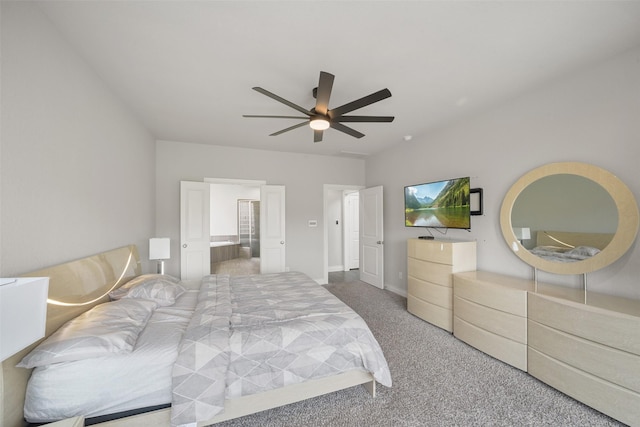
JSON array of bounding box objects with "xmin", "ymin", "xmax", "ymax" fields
[
  {"xmin": 245, "ymin": 71, "xmax": 393, "ymax": 141},
  {"xmin": 309, "ymin": 116, "xmax": 330, "ymax": 131}
]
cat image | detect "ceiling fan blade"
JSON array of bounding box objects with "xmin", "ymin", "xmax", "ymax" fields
[
  {"xmin": 330, "ymin": 122, "xmax": 365, "ymax": 139},
  {"xmin": 252, "ymin": 87, "xmax": 312, "ymax": 116},
  {"xmin": 314, "ymin": 130, "xmax": 324, "ymax": 143},
  {"xmin": 243, "ymin": 115, "xmax": 308, "ymax": 119},
  {"xmin": 328, "ymin": 88, "xmax": 392, "ymax": 118},
  {"xmin": 269, "ymin": 121, "xmax": 308, "ymax": 136},
  {"xmin": 335, "ymin": 115, "xmax": 395, "ymax": 123},
  {"xmin": 314, "ymin": 71, "xmax": 334, "ymax": 115}
]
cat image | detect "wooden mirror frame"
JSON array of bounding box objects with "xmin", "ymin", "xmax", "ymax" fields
[{"xmin": 500, "ymin": 162, "xmax": 639, "ymax": 275}]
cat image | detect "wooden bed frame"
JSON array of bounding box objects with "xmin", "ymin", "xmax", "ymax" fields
[{"xmin": 0, "ymin": 245, "xmax": 375, "ymax": 427}]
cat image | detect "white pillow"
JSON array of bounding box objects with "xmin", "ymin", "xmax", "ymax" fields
[
  {"xmin": 109, "ymin": 274, "xmax": 185, "ymax": 306},
  {"xmin": 567, "ymin": 246, "xmax": 601, "ymax": 257},
  {"xmin": 18, "ymin": 299, "xmax": 157, "ymax": 368}
]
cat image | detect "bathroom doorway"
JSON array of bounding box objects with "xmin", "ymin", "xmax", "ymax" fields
[
  {"xmin": 208, "ymin": 180, "xmax": 263, "ymax": 276},
  {"xmin": 237, "ymin": 199, "xmax": 260, "ymax": 259}
]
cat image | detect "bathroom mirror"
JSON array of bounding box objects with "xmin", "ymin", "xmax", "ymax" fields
[{"xmin": 500, "ymin": 162, "xmax": 639, "ymax": 274}]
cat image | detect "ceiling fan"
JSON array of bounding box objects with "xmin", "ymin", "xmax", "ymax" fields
[{"xmin": 243, "ymin": 71, "xmax": 394, "ymax": 143}]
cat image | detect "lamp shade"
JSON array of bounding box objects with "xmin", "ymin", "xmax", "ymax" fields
[
  {"xmin": 0, "ymin": 277, "xmax": 49, "ymax": 361},
  {"xmin": 149, "ymin": 238, "xmax": 170, "ymax": 260},
  {"xmin": 513, "ymin": 227, "xmax": 531, "ymax": 241}
]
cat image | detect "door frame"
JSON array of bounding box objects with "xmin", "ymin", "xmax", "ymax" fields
[
  {"xmin": 322, "ymin": 184, "xmax": 364, "ymax": 284},
  {"xmin": 359, "ymin": 185, "xmax": 384, "ymax": 289},
  {"xmin": 180, "ymin": 181, "xmax": 211, "ymax": 280},
  {"xmin": 343, "ymin": 190, "xmax": 360, "ymax": 271},
  {"xmin": 259, "ymin": 184, "xmax": 286, "ymax": 273}
]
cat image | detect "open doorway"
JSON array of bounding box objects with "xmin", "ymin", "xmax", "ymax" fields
[
  {"xmin": 238, "ymin": 199, "xmax": 260, "ymax": 259},
  {"xmin": 207, "ymin": 180, "xmax": 264, "ymax": 276},
  {"xmin": 324, "ymin": 184, "xmax": 363, "ymax": 284},
  {"xmin": 181, "ymin": 179, "xmax": 285, "ymax": 279}
]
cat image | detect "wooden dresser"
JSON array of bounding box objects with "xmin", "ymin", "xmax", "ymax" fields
[
  {"xmin": 528, "ymin": 289, "xmax": 640, "ymax": 426},
  {"xmin": 451, "ymin": 269, "xmax": 640, "ymax": 426},
  {"xmin": 453, "ymin": 271, "xmax": 532, "ymax": 371},
  {"xmin": 407, "ymin": 238, "xmax": 476, "ymax": 332}
]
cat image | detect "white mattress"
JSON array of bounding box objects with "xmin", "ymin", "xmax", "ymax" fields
[{"xmin": 24, "ymin": 289, "xmax": 199, "ymax": 423}]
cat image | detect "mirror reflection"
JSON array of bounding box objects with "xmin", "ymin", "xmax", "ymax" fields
[
  {"xmin": 500, "ymin": 162, "xmax": 639, "ymax": 275},
  {"xmin": 512, "ymin": 174, "xmax": 617, "ymax": 263}
]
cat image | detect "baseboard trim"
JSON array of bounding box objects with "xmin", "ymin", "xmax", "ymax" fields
[{"xmin": 385, "ymin": 284, "xmax": 407, "ymax": 298}]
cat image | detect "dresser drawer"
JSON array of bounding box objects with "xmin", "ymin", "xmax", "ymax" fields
[
  {"xmin": 408, "ymin": 295, "xmax": 452, "ymax": 331},
  {"xmin": 528, "ymin": 347, "xmax": 640, "ymax": 427},
  {"xmin": 529, "ymin": 293, "xmax": 640, "ymax": 355},
  {"xmin": 408, "ymin": 257, "xmax": 453, "ymax": 287},
  {"xmin": 529, "ymin": 320, "xmax": 640, "ymax": 393},
  {"xmin": 408, "ymin": 239, "xmax": 453, "ymax": 264},
  {"xmin": 408, "ymin": 276, "xmax": 451, "ymax": 309},
  {"xmin": 454, "ymin": 316, "xmax": 527, "ymax": 371},
  {"xmin": 454, "ymin": 272, "xmax": 528, "ymax": 316},
  {"xmin": 454, "ymin": 296, "xmax": 527, "ymax": 344}
]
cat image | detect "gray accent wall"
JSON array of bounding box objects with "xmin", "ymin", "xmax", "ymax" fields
[
  {"xmin": 2, "ymin": 1, "xmax": 638, "ymax": 301},
  {"xmin": 366, "ymin": 46, "xmax": 640, "ymax": 300},
  {"xmin": 1, "ymin": 3, "xmax": 156, "ymax": 275},
  {"xmin": 155, "ymin": 141, "xmax": 365, "ymax": 281}
]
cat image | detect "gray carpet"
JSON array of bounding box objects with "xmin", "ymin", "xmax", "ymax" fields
[{"xmin": 215, "ymin": 276, "xmax": 623, "ymax": 427}]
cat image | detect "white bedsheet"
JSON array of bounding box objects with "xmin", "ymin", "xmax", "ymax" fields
[
  {"xmin": 24, "ymin": 290, "xmax": 198, "ymax": 423},
  {"xmin": 25, "ymin": 273, "xmax": 392, "ymax": 425},
  {"xmin": 170, "ymin": 273, "xmax": 391, "ymax": 426}
]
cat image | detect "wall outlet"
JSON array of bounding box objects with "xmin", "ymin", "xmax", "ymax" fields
[
  {"xmin": 285, "ymin": 266, "xmax": 290, "ymax": 272},
  {"xmin": 399, "ymin": 272, "xmax": 403, "ymax": 280}
]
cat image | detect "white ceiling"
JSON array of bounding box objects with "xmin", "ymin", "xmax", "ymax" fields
[{"xmin": 37, "ymin": 1, "xmax": 640, "ymax": 157}]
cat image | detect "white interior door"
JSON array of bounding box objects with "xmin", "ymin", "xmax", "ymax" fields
[
  {"xmin": 260, "ymin": 185, "xmax": 286, "ymax": 273},
  {"xmin": 180, "ymin": 181, "xmax": 210, "ymax": 280},
  {"xmin": 344, "ymin": 191, "xmax": 360, "ymax": 270},
  {"xmin": 359, "ymin": 186, "xmax": 384, "ymax": 289}
]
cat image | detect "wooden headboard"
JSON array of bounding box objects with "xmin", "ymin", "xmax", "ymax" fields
[
  {"xmin": 0, "ymin": 245, "xmax": 141, "ymax": 427},
  {"xmin": 535, "ymin": 230, "xmax": 615, "ymax": 250}
]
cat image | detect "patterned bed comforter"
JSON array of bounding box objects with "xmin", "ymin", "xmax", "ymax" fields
[{"xmin": 170, "ymin": 272, "xmax": 391, "ymax": 427}]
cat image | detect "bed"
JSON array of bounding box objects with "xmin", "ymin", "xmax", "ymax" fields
[
  {"xmin": 528, "ymin": 230, "xmax": 614, "ymax": 262},
  {"xmin": 0, "ymin": 245, "xmax": 391, "ymax": 427}
]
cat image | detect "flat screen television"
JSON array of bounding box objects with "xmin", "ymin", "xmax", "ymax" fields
[{"xmin": 404, "ymin": 177, "xmax": 471, "ymax": 229}]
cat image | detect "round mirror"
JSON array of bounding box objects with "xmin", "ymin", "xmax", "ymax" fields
[{"xmin": 500, "ymin": 162, "xmax": 639, "ymax": 274}]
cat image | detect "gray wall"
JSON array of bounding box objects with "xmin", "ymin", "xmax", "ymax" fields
[
  {"xmin": 209, "ymin": 184, "xmax": 261, "ymax": 237},
  {"xmin": 367, "ymin": 46, "xmax": 640, "ymax": 300},
  {"xmin": 155, "ymin": 141, "xmax": 365, "ymax": 281},
  {"xmin": 0, "ymin": 2, "xmax": 156, "ymax": 275},
  {"xmin": 3, "ymin": 1, "xmax": 638, "ymax": 301}
]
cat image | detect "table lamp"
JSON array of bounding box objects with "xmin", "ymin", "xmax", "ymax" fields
[{"xmin": 149, "ymin": 238, "xmax": 170, "ymax": 274}]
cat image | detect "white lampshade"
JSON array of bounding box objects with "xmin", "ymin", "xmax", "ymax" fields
[
  {"xmin": 513, "ymin": 227, "xmax": 531, "ymax": 241},
  {"xmin": 149, "ymin": 238, "xmax": 170, "ymax": 260},
  {"xmin": 0, "ymin": 277, "xmax": 49, "ymax": 361}
]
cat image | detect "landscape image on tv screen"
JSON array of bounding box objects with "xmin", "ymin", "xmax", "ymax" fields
[{"xmin": 404, "ymin": 177, "xmax": 470, "ymax": 229}]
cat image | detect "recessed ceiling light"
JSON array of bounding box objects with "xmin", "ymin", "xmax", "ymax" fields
[{"xmin": 403, "ymin": 135, "xmax": 413, "ymax": 142}]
